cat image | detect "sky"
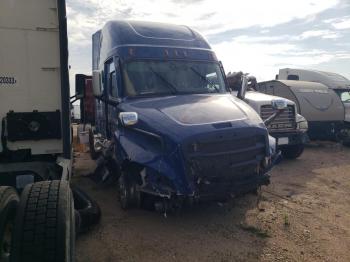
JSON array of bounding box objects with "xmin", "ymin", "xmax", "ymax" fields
[{"xmin": 66, "ymin": 0, "xmax": 350, "ymax": 90}]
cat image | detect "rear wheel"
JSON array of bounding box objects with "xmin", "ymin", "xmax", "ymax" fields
[
  {"xmin": 0, "ymin": 187, "xmax": 19, "ymax": 261},
  {"xmin": 281, "ymin": 144, "xmax": 304, "ymax": 159},
  {"xmin": 10, "ymin": 180, "xmax": 75, "ymax": 262}
]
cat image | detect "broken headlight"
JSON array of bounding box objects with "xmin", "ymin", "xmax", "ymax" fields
[{"xmin": 296, "ymin": 114, "xmax": 308, "ymax": 132}]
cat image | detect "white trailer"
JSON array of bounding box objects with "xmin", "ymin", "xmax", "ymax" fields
[
  {"xmin": 0, "ymin": 0, "xmax": 71, "ymax": 173},
  {"xmin": 0, "ymin": 1, "xmax": 75, "ymax": 261}
]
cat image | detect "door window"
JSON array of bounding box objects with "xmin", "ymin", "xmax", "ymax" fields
[{"xmin": 106, "ymin": 60, "xmax": 118, "ymax": 98}]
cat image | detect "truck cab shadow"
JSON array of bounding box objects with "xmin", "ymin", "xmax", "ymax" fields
[{"xmin": 75, "ymin": 172, "xmax": 271, "ymax": 261}]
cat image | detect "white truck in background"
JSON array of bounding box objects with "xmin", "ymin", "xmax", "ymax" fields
[
  {"xmin": 227, "ymin": 72, "xmax": 309, "ymax": 159},
  {"xmin": 277, "ymin": 68, "xmax": 350, "ymax": 144},
  {"xmin": 0, "ymin": 1, "xmax": 76, "ymax": 261}
]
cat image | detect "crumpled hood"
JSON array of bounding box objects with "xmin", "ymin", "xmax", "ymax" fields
[{"xmin": 121, "ymin": 94, "xmax": 265, "ymax": 141}]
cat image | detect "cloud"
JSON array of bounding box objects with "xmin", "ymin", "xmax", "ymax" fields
[
  {"xmin": 66, "ymin": 0, "xmax": 350, "ymax": 90},
  {"xmin": 66, "ymin": 0, "xmax": 340, "ymax": 42},
  {"xmin": 226, "ymin": 29, "xmax": 341, "ymax": 46},
  {"xmin": 324, "ymin": 15, "xmax": 350, "ymax": 29},
  {"xmin": 330, "ymin": 17, "xmax": 350, "ymax": 29},
  {"xmin": 299, "ymin": 29, "xmax": 341, "ymax": 39},
  {"xmin": 213, "ymin": 36, "xmax": 349, "ymax": 81}
]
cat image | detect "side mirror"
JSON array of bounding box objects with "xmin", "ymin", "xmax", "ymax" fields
[
  {"xmin": 119, "ymin": 112, "xmax": 138, "ymax": 126},
  {"xmin": 271, "ymin": 99, "xmax": 288, "ymax": 110},
  {"xmin": 92, "ymin": 70, "xmax": 103, "ymax": 97},
  {"xmin": 75, "ymin": 74, "xmax": 86, "ymax": 99},
  {"xmin": 238, "ymin": 75, "xmax": 248, "ymax": 100}
]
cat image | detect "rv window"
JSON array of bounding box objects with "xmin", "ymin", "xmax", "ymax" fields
[
  {"xmin": 337, "ymin": 91, "xmax": 350, "ymax": 103},
  {"xmin": 287, "ymin": 74, "xmax": 299, "ymax": 80}
]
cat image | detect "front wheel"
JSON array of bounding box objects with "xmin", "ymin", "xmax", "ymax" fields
[
  {"xmin": 281, "ymin": 144, "xmax": 304, "ymax": 159},
  {"xmin": 118, "ymin": 172, "xmax": 140, "ymax": 210}
]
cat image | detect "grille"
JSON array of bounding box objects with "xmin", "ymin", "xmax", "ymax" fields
[
  {"xmin": 260, "ymin": 105, "xmax": 296, "ymax": 131},
  {"xmin": 184, "ymin": 133, "xmax": 266, "ymax": 180}
]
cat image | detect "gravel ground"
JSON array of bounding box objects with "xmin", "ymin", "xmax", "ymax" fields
[{"xmin": 73, "ymin": 141, "xmax": 350, "ymax": 262}]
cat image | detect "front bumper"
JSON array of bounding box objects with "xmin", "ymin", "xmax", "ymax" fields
[
  {"xmin": 139, "ymin": 150, "xmax": 282, "ymax": 202},
  {"xmin": 269, "ymin": 130, "xmax": 309, "ymax": 147}
]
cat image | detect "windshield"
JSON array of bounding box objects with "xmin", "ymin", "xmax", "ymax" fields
[
  {"xmin": 122, "ymin": 60, "xmax": 227, "ymax": 97},
  {"xmin": 335, "ymin": 90, "xmax": 350, "ymax": 103}
]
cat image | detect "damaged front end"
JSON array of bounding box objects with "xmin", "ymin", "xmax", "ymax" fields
[
  {"xmin": 114, "ymin": 124, "xmax": 281, "ymax": 211},
  {"xmin": 181, "ymin": 127, "xmax": 280, "ymax": 201}
]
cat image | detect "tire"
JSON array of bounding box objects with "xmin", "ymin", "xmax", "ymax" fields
[
  {"xmin": 0, "ymin": 187, "xmax": 19, "ymax": 261},
  {"xmin": 118, "ymin": 172, "xmax": 140, "ymax": 210},
  {"xmin": 71, "ymin": 186, "xmax": 101, "ymax": 234},
  {"xmin": 10, "ymin": 180, "xmax": 75, "ymax": 262},
  {"xmin": 281, "ymin": 144, "xmax": 304, "ymax": 159},
  {"xmin": 89, "ymin": 128, "xmax": 99, "ymax": 160}
]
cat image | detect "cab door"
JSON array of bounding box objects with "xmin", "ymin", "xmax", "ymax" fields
[{"xmin": 105, "ymin": 57, "xmax": 121, "ymax": 140}]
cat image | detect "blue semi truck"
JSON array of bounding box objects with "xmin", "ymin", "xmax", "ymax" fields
[{"xmin": 83, "ymin": 21, "xmax": 281, "ymax": 211}]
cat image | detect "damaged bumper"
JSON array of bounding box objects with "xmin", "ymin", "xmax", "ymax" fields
[
  {"xmin": 138, "ymin": 150, "xmax": 281, "ymax": 202},
  {"xmin": 116, "ymin": 126, "xmax": 281, "ymax": 206}
]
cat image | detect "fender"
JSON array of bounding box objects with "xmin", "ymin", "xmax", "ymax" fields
[{"xmin": 114, "ymin": 127, "xmax": 193, "ymax": 197}]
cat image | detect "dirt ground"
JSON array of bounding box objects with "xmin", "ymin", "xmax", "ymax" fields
[{"xmin": 73, "ymin": 142, "xmax": 350, "ymax": 262}]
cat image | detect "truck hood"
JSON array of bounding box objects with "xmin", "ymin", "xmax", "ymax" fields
[
  {"xmin": 121, "ymin": 94, "xmax": 264, "ymax": 141},
  {"xmin": 159, "ymin": 95, "xmax": 248, "ymax": 125},
  {"xmin": 243, "ymin": 91, "xmax": 295, "ymax": 114},
  {"xmin": 118, "ymin": 94, "xmax": 269, "ymax": 197},
  {"xmin": 244, "ymin": 91, "xmax": 295, "ymax": 106}
]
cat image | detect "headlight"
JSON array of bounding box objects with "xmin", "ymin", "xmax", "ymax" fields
[
  {"xmin": 268, "ymin": 135, "xmax": 276, "ymax": 155},
  {"xmin": 296, "ymin": 114, "xmax": 308, "ymax": 131}
]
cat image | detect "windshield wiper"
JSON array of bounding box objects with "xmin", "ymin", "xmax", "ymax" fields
[
  {"xmin": 189, "ymin": 67, "xmax": 220, "ymax": 93},
  {"xmin": 148, "ymin": 67, "xmax": 178, "ymax": 94}
]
